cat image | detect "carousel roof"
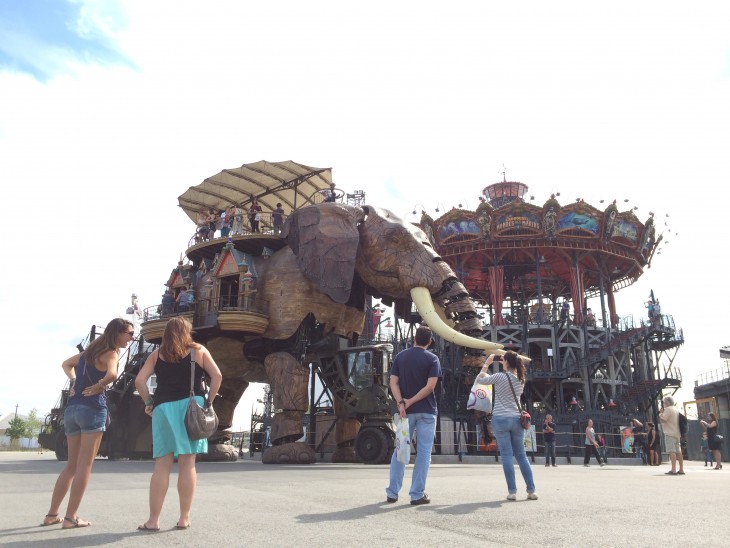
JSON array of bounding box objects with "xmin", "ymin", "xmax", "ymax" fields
[{"xmin": 177, "ymin": 160, "xmax": 333, "ymax": 223}]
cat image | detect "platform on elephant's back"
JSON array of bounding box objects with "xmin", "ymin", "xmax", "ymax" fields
[
  {"xmin": 140, "ymin": 313, "xmax": 194, "ymax": 343},
  {"xmin": 186, "ymin": 234, "xmax": 287, "ymax": 262},
  {"xmin": 216, "ymin": 310, "xmax": 268, "ymax": 334}
]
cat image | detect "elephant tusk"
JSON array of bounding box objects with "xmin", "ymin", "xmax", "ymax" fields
[
  {"xmin": 433, "ymin": 304, "xmax": 455, "ymax": 328},
  {"xmin": 410, "ymin": 287, "xmax": 504, "ymax": 353}
]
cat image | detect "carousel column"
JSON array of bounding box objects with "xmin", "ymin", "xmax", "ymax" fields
[
  {"xmin": 607, "ymin": 354, "xmax": 618, "ymax": 404},
  {"xmin": 598, "ymin": 270, "xmax": 609, "ymax": 332}
]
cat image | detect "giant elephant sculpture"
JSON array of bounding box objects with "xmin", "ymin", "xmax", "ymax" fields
[{"xmin": 192, "ymin": 203, "xmax": 503, "ymax": 463}]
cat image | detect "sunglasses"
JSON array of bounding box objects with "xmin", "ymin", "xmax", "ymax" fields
[{"xmin": 124, "ymin": 331, "xmax": 135, "ymax": 336}]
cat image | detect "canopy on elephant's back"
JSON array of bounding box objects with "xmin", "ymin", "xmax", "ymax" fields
[{"xmin": 177, "ymin": 160, "xmax": 333, "ymax": 222}]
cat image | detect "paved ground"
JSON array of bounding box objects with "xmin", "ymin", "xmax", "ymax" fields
[{"xmin": 0, "ymin": 451, "xmax": 727, "ymax": 547}]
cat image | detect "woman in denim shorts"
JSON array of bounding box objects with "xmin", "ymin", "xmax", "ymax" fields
[{"xmin": 41, "ymin": 318, "xmax": 135, "ymax": 529}]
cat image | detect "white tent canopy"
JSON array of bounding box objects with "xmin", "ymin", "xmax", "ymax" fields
[{"xmin": 177, "ymin": 160, "xmax": 333, "ymax": 223}]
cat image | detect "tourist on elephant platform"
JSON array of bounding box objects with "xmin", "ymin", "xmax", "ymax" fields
[
  {"xmin": 249, "ymin": 198, "xmax": 262, "ymax": 233},
  {"xmin": 476, "ymin": 351, "xmax": 537, "ymax": 500},
  {"xmin": 232, "ymin": 203, "xmax": 244, "ymax": 235},
  {"xmin": 272, "ymin": 202, "xmax": 285, "ymax": 235},
  {"xmin": 41, "ymin": 318, "xmax": 135, "ymax": 528},
  {"xmin": 135, "ymin": 316, "xmax": 222, "ymax": 531},
  {"xmin": 206, "ymin": 209, "xmax": 217, "ymax": 240},
  {"xmin": 385, "ymin": 326, "xmax": 441, "ymax": 506}
]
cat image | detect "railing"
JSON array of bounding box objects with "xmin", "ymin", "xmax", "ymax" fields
[
  {"xmin": 142, "ymin": 304, "xmax": 186, "ymax": 321},
  {"xmin": 217, "ymin": 293, "xmax": 268, "ymax": 316},
  {"xmin": 695, "ymin": 365, "xmax": 730, "ymax": 387},
  {"xmin": 440, "ymin": 418, "xmax": 651, "ymax": 461},
  {"xmin": 188, "ymin": 212, "xmax": 286, "ymax": 247},
  {"xmin": 142, "ymin": 294, "xmax": 269, "ymax": 323}
]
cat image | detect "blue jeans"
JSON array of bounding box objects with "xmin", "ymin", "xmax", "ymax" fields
[
  {"xmin": 386, "ymin": 413, "xmax": 436, "ymax": 501},
  {"xmin": 492, "ymin": 415, "xmax": 536, "ymax": 495},
  {"xmin": 544, "ymin": 439, "xmax": 556, "ymax": 465}
]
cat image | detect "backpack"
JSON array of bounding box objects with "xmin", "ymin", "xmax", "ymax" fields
[{"xmin": 678, "ymin": 412, "xmax": 688, "ymax": 436}]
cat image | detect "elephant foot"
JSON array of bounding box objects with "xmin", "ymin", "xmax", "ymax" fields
[
  {"xmin": 332, "ymin": 446, "xmax": 357, "ymax": 463},
  {"xmin": 262, "ymin": 442, "xmax": 316, "ymax": 464},
  {"xmin": 199, "ymin": 443, "xmax": 239, "ymax": 462}
]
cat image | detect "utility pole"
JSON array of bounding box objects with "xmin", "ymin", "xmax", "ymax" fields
[{"xmin": 15, "ymin": 403, "xmax": 18, "ymax": 418}]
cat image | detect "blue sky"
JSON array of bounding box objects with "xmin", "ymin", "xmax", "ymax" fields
[
  {"xmin": 0, "ymin": 0, "xmax": 131, "ymax": 81},
  {"xmin": 1, "ymin": 1, "xmax": 729, "ymax": 428}
]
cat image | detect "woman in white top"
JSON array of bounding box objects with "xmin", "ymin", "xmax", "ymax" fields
[{"xmin": 476, "ymin": 351, "xmax": 537, "ymax": 501}]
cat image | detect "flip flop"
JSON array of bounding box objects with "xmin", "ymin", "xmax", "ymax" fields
[
  {"xmin": 137, "ymin": 524, "xmax": 161, "ymax": 532},
  {"xmin": 40, "ymin": 514, "xmax": 63, "ymax": 526},
  {"xmin": 175, "ymin": 523, "xmax": 191, "ymax": 530},
  {"xmin": 62, "ymin": 516, "xmax": 91, "ymax": 529}
]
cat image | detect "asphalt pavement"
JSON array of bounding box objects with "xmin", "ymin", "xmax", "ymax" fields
[{"xmin": 0, "ymin": 451, "xmax": 726, "ymax": 547}]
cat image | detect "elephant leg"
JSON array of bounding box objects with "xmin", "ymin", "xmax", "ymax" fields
[
  {"xmin": 262, "ymin": 352, "xmax": 316, "ymax": 464},
  {"xmin": 332, "ymin": 398, "xmax": 360, "ymax": 463},
  {"xmin": 201, "ymin": 377, "xmax": 249, "ymax": 462}
]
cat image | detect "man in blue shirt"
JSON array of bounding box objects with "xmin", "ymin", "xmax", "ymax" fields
[{"xmin": 385, "ymin": 326, "xmax": 441, "ymax": 505}]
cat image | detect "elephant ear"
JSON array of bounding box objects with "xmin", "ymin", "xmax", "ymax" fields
[{"xmin": 282, "ymin": 203, "xmax": 365, "ymax": 304}]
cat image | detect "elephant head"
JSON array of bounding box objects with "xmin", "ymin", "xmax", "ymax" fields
[{"xmin": 281, "ymin": 203, "xmax": 502, "ymax": 353}]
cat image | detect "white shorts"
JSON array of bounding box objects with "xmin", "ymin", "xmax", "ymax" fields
[{"xmin": 664, "ymin": 435, "xmax": 681, "ymax": 454}]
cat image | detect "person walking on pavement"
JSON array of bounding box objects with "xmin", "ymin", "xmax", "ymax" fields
[
  {"xmin": 700, "ymin": 412, "xmax": 723, "ymax": 470},
  {"xmin": 543, "ymin": 414, "xmax": 557, "ymax": 467},
  {"xmin": 583, "ymin": 419, "xmax": 605, "ymax": 467},
  {"xmin": 659, "ymin": 395, "xmax": 685, "ymax": 475},
  {"xmin": 385, "ymin": 326, "xmax": 441, "ymax": 505}
]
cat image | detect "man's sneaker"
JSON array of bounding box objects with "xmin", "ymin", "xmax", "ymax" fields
[
  {"xmin": 410, "ymin": 494, "xmax": 430, "ymax": 506},
  {"xmin": 552, "ymin": 464, "xmax": 558, "ymax": 467},
  {"xmin": 386, "ymin": 496, "xmax": 397, "ymax": 503},
  {"xmin": 527, "ymin": 493, "xmax": 538, "ymax": 500},
  {"xmin": 584, "ymin": 464, "xmax": 590, "ymax": 467},
  {"xmin": 545, "ymin": 464, "xmax": 550, "ymax": 467},
  {"xmin": 506, "ymin": 493, "xmax": 517, "ymax": 501},
  {"xmin": 600, "ymin": 462, "xmax": 605, "ymax": 467}
]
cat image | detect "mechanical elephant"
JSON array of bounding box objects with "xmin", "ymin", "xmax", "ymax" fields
[{"xmin": 199, "ymin": 202, "xmax": 502, "ymax": 463}]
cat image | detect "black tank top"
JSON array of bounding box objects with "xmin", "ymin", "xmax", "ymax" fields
[{"xmin": 153, "ymin": 351, "xmax": 205, "ymax": 406}]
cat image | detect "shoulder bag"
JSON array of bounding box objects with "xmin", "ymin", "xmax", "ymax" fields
[
  {"xmin": 184, "ymin": 349, "xmax": 218, "ymax": 441},
  {"xmin": 504, "ymin": 372, "xmax": 531, "ymax": 429}
]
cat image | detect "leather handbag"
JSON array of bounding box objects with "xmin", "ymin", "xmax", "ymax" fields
[
  {"xmin": 505, "ymin": 372, "xmax": 531, "ymax": 429},
  {"xmin": 184, "ymin": 349, "xmax": 218, "ymax": 440}
]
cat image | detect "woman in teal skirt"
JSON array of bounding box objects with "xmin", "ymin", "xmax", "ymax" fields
[{"xmin": 135, "ymin": 316, "xmax": 222, "ymax": 531}]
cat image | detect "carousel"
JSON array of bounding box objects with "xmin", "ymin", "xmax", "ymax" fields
[{"xmin": 415, "ymin": 176, "xmax": 684, "ymax": 455}]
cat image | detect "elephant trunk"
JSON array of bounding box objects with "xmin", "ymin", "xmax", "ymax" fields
[{"xmin": 435, "ymin": 278, "xmax": 484, "ymax": 336}]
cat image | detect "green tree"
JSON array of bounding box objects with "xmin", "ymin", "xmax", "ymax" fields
[
  {"xmin": 5, "ymin": 417, "xmax": 27, "ymax": 446},
  {"xmin": 24, "ymin": 408, "xmax": 43, "ymax": 447}
]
